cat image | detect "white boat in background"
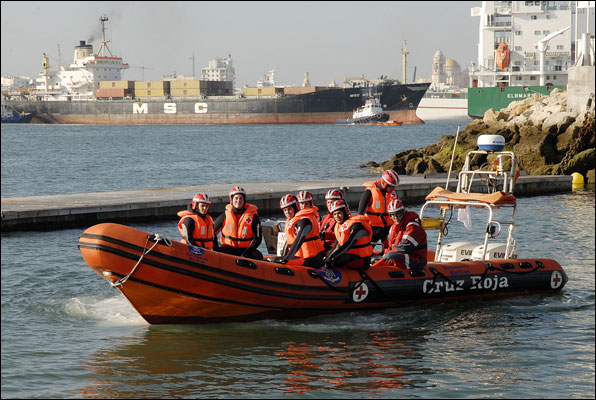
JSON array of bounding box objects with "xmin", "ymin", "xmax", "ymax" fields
[
  {"xmin": 417, "ymin": 91, "xmax": 469, "ymax": 120},
  {"xmin": 336, "ymin": 98, "xmax": 390, "ymax": 124}
]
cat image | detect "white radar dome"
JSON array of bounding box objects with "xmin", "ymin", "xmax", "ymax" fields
[{"xmin": 478, "ymin": 135, "xmax": 505, "ymax": 151}]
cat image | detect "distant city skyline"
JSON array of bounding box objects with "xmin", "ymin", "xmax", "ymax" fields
[{"xmin": 1, "ymin": 1, "xmax": 480, "ymax": 87}]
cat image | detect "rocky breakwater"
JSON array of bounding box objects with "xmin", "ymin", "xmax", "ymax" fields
[{"xmin": 364, "ymin": 88, "xmax": 595, "ymax": 183}]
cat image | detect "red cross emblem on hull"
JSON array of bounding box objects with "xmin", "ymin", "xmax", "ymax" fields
[
  {"xmin": 550, "ymin": 271, "xmax": 563, "ymax": 289},
  {"xmin": 352, "ymin": 282, "xmax": 369, "ymax": 302}
]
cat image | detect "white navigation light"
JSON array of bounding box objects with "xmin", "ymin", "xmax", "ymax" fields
[{"xmin": 477, "ymin": 135, "xmax": 505, "ymax": 151}]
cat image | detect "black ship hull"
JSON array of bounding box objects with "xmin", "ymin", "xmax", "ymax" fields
[{"xmin": 6, "ymin": 83, "xmax": 430, "ymax": 124}]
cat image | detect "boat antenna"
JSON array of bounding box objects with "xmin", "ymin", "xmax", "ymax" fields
[
  {"xmin": 445, "ymin": 125, "xmax": 460, "ymax": 190},
  {"xmin": 96, "ymin": 14, "xmax": 113, "ymax": 57}
]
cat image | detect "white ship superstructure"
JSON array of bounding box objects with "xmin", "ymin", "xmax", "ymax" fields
[
  {"xmin": 200, "ymin": 56, "xmax": 235, "ymax": 85},
  {"xmin": 470, "ymin": 1, "xmax": 595, "ymax": 88},
  {"xmin": 33, "ymin": 15, "xmax": 128, "ymax": 100}
]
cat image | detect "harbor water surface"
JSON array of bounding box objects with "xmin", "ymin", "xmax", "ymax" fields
[{"xmin": 1, "ymin": 121, "xmax": 594, "ymax": 398}]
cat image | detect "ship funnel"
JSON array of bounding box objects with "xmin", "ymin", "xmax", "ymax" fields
[{"xmin": 74, "ymin": 40, "xmax": 93, "ymax": 61}]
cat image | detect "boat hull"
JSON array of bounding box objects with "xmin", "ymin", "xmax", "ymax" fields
[
  {"xmin": 5, "ymin": 83, "xmax": 429, "ymax": 125},
  {"xmin": 1, "ymin": 113, "xmax": 33, "ymax": 123},
  {"xmin": 467, "ymin": 85, "xmax": 564, "ymax": 119},
  {"xmin": 78, "ymin": 223, "xmax": 568, "ymax": 324},
  {"xmin": 417, "ymin": 97, "xmax": 468, "ymax": 120}
]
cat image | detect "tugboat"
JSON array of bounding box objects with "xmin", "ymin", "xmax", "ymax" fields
[
  {"xmin": 336, "ymin": 98, "xmax": 391, "ymax": 124},
  {"xmin": 1, "ymin": 103, "xmax": 32, "ymax": 123},
  {"xmin": 78, "ymin": 134, "xmax": 567, "ymax": 325}
]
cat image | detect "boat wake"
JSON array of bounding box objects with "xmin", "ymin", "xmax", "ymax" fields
[{"xmin": 62, "ymin": 295, "xmax": 147, "ymax": 325}]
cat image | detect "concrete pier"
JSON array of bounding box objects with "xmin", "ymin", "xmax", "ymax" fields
[{"xmin": 1, "ymin": 175, "xmax": 572, "ymax": 232}]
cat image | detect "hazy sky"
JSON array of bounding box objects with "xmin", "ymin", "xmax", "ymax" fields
[{"xmin": 1, "ymin": 1, "xmax": 480, "ymax": 87}]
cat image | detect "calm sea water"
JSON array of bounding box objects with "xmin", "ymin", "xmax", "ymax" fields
[
  {"xmin": 1, "ymin": 121, "xmax": 594, "ymax": 399},
  {"xmin": 1, "ymin": 120, "xmax": 467, "ymax": 198}
]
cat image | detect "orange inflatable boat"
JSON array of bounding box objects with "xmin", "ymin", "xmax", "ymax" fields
[
  {"xmin": 79, "ymin": 222, "xmax": 566, "ymax": 324},
  {"xmin": 78, "ymin": 137, "xmax": 568, "ymax": 324}
]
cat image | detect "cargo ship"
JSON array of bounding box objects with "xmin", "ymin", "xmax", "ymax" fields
[
  {"xmin": 2, "ymin": 15, "xmax": 429, "ymax": 125},
  {"xmin": 466, "ymin": 1, "xmax": 594, "ymax": 118},
  {"xmin": 468, "ymin": 85, "xmax": 564, "ymax": 119}
]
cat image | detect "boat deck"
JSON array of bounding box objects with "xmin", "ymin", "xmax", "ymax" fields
[{"xmin": 1, "ymin": 175, "xmax": 571, "ymax": 232}]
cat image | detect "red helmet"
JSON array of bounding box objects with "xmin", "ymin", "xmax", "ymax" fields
[
  {"xmin": 388, "ymin": 199, "xmax": 405, "ymax": 214},
  {"xmin": 329, "ymin": 199, "xmax": 348, "ymax": 213},
  {"xmin": 382, "ymin": 170, "xmax": 400, "ymax": 187},
  {"xmin": 191, "ymin": 192, "xmax": 211, "ymax": 210},
  {"xmin": 296, "ymin": 190, "xmax": 313, "ymax": 203},
  {"xmin": 193, "ymin": 193, "xmax": 211, "ymax": 204},
  {"xmin": 325, "ymin": 189, "xmax": 343, "ymax": 200},
  {"xmin": 280, "ymin": 194, "xmax": 297, "ymax": 209},
  {"xmin": 229, "ymin": 186, "xmax": 246, "ymax": 202}
]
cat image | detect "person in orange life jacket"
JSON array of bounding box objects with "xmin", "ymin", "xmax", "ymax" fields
[
  {"xmin": 278, "ymin": 192, "xmax": 325, "ymax": 267},
  {"xmin": 213, "ymin": 186, "xmax": 264, "ymax": 260},
  {"xmin": 319, "ymin": 189, "xmax": 349, "ymax": 253},
  {"xmin": 324, "ymin": 200, "xmax": 373, "ymax": 270},
  {"xmin": 372, "ymin": 199, "xmax": 428, "ymax": 272},
  {"xmin": 269, "ymin": 193, "xmax": 299, "ymax": 262},
  {"xmin": 296, "ymin": 190, "xmax": 321, "ymax": 221},
  {"xmin": 177, "ymin": 193, "xmax": 218, "ymax": 250},
  {"xmin": 357, "ymin": 169, "xmax": 400, "ymax": 245}
]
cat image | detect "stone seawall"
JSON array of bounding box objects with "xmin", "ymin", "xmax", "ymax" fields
[{"xmin": 366, "ymin": 87, "xmax": 595, "ymax": 183}]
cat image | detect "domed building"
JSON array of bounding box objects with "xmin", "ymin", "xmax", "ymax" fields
[
  {"xmin": 445, "ymin": 58, "xmax": 460, "ymax": 86},
  {"xmin": 431, "ymin": 51, "xmax": 469, "ymax": 90}
]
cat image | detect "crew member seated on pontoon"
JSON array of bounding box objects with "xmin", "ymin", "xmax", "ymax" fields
[
  {"xmin": 214, "ymin": 186, "xmax": 264, "ymax": 260},
  {"xmin": 372, "ymin": 199, "xmax": 427, "ymax": 272},
  {"xmin": 177, "ymin": 193, "xmax": 217, "ymax": 250},
  {"xmin": 319, "ymin": 189, "xmax": 349, "ymax": 252},
  {"xmin": 276, "ymin": 193, "xmax": 326, "ymax": 267},
  {"xmin": 296, "ymin": 190, "xmax": 321, "ymax": 222},
  {"xmin": 324, "ymin": 200, "xmax": 373, "ymax": 270}
]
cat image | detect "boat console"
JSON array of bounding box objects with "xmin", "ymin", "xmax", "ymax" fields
[{"xmin": 420, "ymin": 134, "xmax": 519, "ymax": 262}]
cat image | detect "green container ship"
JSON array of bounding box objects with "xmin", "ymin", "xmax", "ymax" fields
[{"xmin": 467, "ymin": 85, "xmax": 565, "ymax": 119}]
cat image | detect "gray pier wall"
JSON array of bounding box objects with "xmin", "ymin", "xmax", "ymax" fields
[{"xmin": 1, "ymin": 175, "xmax": 572, "ymax": 232}]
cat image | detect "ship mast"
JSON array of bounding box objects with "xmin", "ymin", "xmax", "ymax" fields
[
  {"xmin": 96, "ymin": 15, "xmax": 113, "ymax": 57},
  {"xmin": 401, "ymin": 40, "xmax": 409, "ymax": 84}
]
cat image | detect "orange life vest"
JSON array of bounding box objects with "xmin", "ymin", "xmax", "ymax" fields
[
  {"xmin": 177, "ymin": 210, "xmax": 215, "ymax": 249},
  {"xmin": 334, "ymin": 215, "xmax": 373, "ymax": 258},
  {"xmin": 286, "ymin": 208, "xmax": 324, "ymax": 258},
  {"xmin": 220, "ymin": 203, "xmax": 258, "ymax": 248},
  {"xmin": 363, "ymin": 180, "xmax": 397, "ymax": 228}
]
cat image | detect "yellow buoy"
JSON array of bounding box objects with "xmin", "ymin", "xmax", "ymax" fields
[{"xmin": 571, "ymin": 172, "xmax": 585, "ymax": 189}]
